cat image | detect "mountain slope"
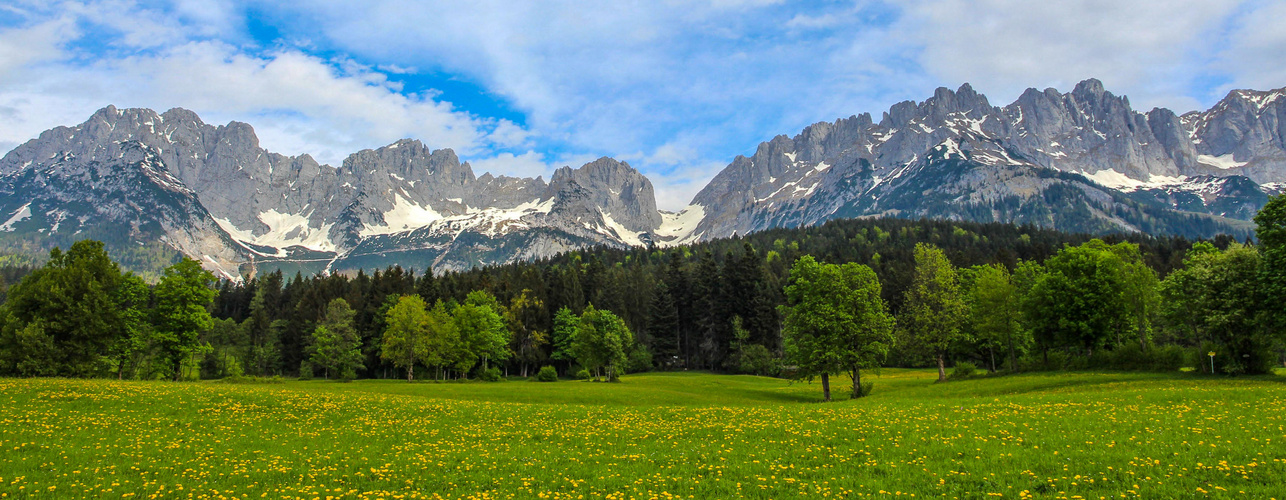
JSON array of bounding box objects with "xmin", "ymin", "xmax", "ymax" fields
[
  {"xmin": 0, "ymin": 79, "xmax": 1281, "ymax": 277},
  {"xmin": 0, "ymin": 107, "xmax": 673, "ymax": 276},
  {"xmin": 680, "ymin": 79, "xmax": 1283, "ymax": 241}
]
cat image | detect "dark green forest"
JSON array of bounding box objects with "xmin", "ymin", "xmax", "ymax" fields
[{"xmin": 2, "ymin": 194, "xmax": 1283, "ymax": 385}]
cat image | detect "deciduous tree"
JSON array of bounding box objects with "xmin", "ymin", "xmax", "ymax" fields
[
  {"xmin": 899, "ymin": 243, "xmax": 967, "ymax": 382},
  {"xmin": 153, "ymin": 258, "xmax": 217, "ymax": 381},
  {"xmin": 781, "ymin": 255, "xmax": 895, "ymax": 400},
  {"xmin": 381, "ymin": 295, "xmax": 429, "ymax": 381}
]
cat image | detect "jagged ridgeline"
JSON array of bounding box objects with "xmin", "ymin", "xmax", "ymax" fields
[{"xmin": 0, "ymin": 78, "xmax": 1281, "ymax": 277}]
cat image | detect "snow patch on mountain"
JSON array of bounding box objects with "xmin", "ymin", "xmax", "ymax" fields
[
  {"xmin": 361, "ymin": 194, "xmax": 444, "ymax": 237},
  {"xmin": 1197, "ymin": 154, "xmax": 1248, "ymax": 170},
  {"xmin": 599, "ymin": 210, "xmax": 644, "ymax": 247},
  {"xmin": 215, "ymin": 211, "xmax": 337, "ymax": 255},
  {"xmin": 0, "ymin": 202, "xmax": 32, "ymax": 231},
  {"xmin": 655, "ymin": 205, "xmax": 705, "ymax": 247},
  {"xmin": 1079, "ymin": 169, "xmax": 1195, "ymax": 192}
]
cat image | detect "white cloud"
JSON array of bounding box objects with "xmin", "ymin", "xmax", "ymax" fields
[
  {"xmin": 646, "ymin": 161, "xmax": 722, "ymax": 211},
  {"xmin": 3, "ymin": 0, "xmax": 1284, "ymax": 214},
  {"xmin": 468, "ymin": 151, "xmax": 556, "ymax": 180},
  {"xmin": 0, "ymin": 17, "xmax": 76, "ymax": 82},
  {"xmin": 1214, "ymin": 1, "xmax": 1286, "ymax": 94},
  {"xmin": 0, "ymin": 2, "xmax": 526, "ymax": 167},
  {"xmin": 897, "ymin": 0, "xmax": 1245, "ymax": 110}
]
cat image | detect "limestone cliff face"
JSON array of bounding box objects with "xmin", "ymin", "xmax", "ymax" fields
[
  {"xmin": 686, "ymin": 79, "xmax": 1284, "ymax": 241},
  {"xmin": 0, "ymin": 79, "xmax": 1281, "ymax": 276},
  {"xmin": 0, "ymin": 107, "xmax": 668, "ymax": 275}
]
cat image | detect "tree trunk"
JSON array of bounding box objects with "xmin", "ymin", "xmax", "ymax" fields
[
  {"xmin": 173, "ymin": 357, "xmax": 183, "ymax": 382},
  {"xmin": 1138, "ymin": 316, "xmax": 1148, "ymax": 352},
  {"xmin": 936, "ymin": 353, "xmax": 947, "ymax": 382},
  {"xmin": 850, "ymin": 368, "xmax": 862, "ymax": 399},
  {"xmin": 1007, "ymin": 331, "xmax": 1017, "ymax": 372},
  {"xmin": 407, "ymin": 364, "xmax": 414, "ymax": 382},
  {"xmin": 821, "ymin": 373, "xmax": 831, "ymax": 402},
  {"xmin": 989, "ymin": 347, "xmax": 997, "ymax": 373}
]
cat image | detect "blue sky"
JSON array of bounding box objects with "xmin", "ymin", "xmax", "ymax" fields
[{"xmin": 1, "ymin": 0, "xmax": 1283, "ymax": 209}]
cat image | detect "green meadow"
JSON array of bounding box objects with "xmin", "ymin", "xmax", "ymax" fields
[{"xmin": 2, "ymin": 370, "xmax": 1284, "ymax": 499}]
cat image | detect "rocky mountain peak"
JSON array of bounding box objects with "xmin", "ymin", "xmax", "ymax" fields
[
  {"xmin": 550, "ymin": 157, "xmax": 660, "ymax": 231},
  {"xmin": 1072, "ymin": 78, "xmax": 1106, "ymax": 98}
]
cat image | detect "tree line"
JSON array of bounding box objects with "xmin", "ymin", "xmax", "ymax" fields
[{"xmin": 0, "ymin": 196, "xmax": 1280, "ymax": 385}]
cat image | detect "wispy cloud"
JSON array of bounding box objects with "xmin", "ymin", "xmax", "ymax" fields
[
  {"xmin": 0, "ymin": 0, "xmax": 1283, "ymax": 210},
  {"xmin": 0, "ymin": 0, "xmax": 525, "ymax": 167}
]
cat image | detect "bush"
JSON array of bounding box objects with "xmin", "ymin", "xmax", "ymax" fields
[
  {"xmin": 736, "ymin": 344, "xmax": 780, "ymax": 376},
  {"xmin": 478, "ymin": 366, "xmax": 503, "ymax": 382},
  {"xmin": 298, "ymin": 362, "xmax": 313, "ymax": 381},
  {"xmin": 627, "ymin": 345, "xmax": 653, "ymax": 373},
  {"xmin": 1189, "ymin": 341, "xmax": 1277, "ymax": 375},
  {"xmin": 1017, "ymin": 350, "xmax": 1072, "ymax": 372},
  {"xmin": 950, "ymin": 361, "xmax": 977, "ymax": 379},
  {"xmin": 855, "ymin": 381, "xmax": 874, "ymax": 398},
  {"xmin": 575, "ymin": 369, "xmax": 591, "ymax": 380},
  {"xmin": 1090, "ymin": 343, "xmax": 1189, "ymax": 372},
  {"xmin": 338, "ymin": 367, "xmax": 357, "ymax": 382},
  {"xmin": 534, "ymin": 366, "xmax": 558, "ymax": 382},
  {"xmin": 219, "ymin": 375, "xmax": 284, "ymax": 384}
]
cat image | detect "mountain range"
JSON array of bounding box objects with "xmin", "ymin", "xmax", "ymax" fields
[{"xmin": 0, "ymin": 78, "xmax": 1281, "ymax": 278}]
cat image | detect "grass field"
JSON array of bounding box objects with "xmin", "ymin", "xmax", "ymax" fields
[{"xmin": 2, "ymin": 370, "xmax": 1284, "ymax": 499}]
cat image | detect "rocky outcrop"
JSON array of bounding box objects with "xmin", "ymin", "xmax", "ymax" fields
[
  {"xmin": 687, "ymin": 79, "xmax": 1285, "ymax": 242},
  {"xmin": 0, "ymin": 106, "xmax": 673, "ymax": 275},
  {"xmin": 0, "ymin": 79, "xmax": 1282, "ymax": 277}
]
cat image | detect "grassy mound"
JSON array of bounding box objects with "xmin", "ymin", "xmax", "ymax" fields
[{"xmin": 1, "ymin": 370, "xmax": 1283, "ymax": 498}]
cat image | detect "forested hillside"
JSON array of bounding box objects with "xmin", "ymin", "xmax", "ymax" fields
[
  {"xmin": 1, "ymin": 198, "xmax": 1280, "ymax": 383},
  {"xmin": 200, "ymin": 216, "xmax": 1238, "ymax": 379}
]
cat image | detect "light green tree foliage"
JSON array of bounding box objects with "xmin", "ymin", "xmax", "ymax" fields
[
  {"xmin": 966, "ymin": 264, "xmax": 1027, "ymax": 372},
  {"xmin": 152, "ymin": 258, "xmax": 217, "ymax": 381},
  {"xmin": 0, "ymin": 241, "xmax": 124, "ymax": 377},
  {"xmin": 1159, "ymin": 243, "xmax": 1273, "ymax": 374},
  {"xmin": 549, "ymin": 306, "xmax": 578, "ymax": 373},
  {"xmin": 571, "ymin": 305, "xmax": 635, "ymax": 381},
  {"xmin": 381, "ymin": 295, "xmax": 429, "ymax": 381},
  {"xmin": 110, "ymin": 273, "xmax": 154, "ymax": 379},
  {"xmin": 1116, "ymin": 245, "xmax": 1160, "ymax": 350},
  {"xmin": 725, "ymin": 316, "xmax": 777, "ymax": 376},
  {"xmin": 899, "ymin": 243, "xmax": 967, "ymax": 382},
  {"xmin": 1255, "ymin": 193, "xmax": 1286, "ymax": 335},
  {"xmin": 506, "ymin": 289, "xmax": 548, "ymax": 378},
  {"xmin": 309, "ymin": 298, "xmax": 363, "ymax": 380},
  {"xmin": 423, "ymin": 300, "xmax": 459, "ymax": 379},
  {"xmin": 453, "ymin": 290, "xmax": 510, "ymax": 377},
  {"xmin": 1023, "ymin": 240, "xmax": 1134, "ymax": 357},
  {"xmin": 781, "ymin": 255, "xmax": 894, "ymax": 400}
]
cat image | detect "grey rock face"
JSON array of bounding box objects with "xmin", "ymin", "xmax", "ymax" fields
[
  {"xmin": 687, "ymin": 79, "xmax": 1285, "ymax": 242},
  {"xmin": 548, "ymin": 157, "xmax": 661, "ymax": 232},
  {"xmin": 1182, "ymin": 87, "xmax": 1286, "ymax": 182},
  {"xmin": 0, "ymin": 139, "xmax": 247, "ymax": 278},
  {"xmin": 0, "ymin": 106, "xmax": 670, "ymax": 275},
  {"xmin": 2, "ymin": 79, "xmax": 1283, "ymax": 276}
]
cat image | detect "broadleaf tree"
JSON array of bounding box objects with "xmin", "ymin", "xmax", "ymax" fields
[
  {"xmin": 899, "ymin": 243, "xmax": 967, "ymax": 383},
  {"xmin": 381, "ymin": 295, "xmax": 429, "ymax": 381},
  {"xmin": 781, "ymin": 255, "xmax": 895, "ymax": 401},
  {"xmin": 152, "ymin": 258, "xmax": 217, "ymax": 381}
]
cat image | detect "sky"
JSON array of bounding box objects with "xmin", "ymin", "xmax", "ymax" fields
[{"xmin": 0, "ymin": 0, "xmax": 1283, "ymax": 210}]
